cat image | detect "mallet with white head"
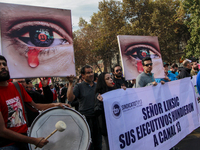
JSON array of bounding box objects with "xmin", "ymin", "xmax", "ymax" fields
[{"xmin": 35, "ymin": 121, "xmax": 67, "ymax": 149}]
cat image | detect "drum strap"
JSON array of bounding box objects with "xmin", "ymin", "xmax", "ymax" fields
[{"xmin": 13, "ymin": 82, "xmax": 29, "ymax": 126}]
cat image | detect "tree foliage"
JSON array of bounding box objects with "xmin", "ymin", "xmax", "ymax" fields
[
  {"xmin": 183, "ymin": 0, "xmax": 200, "ymax": 58},
  {"xmin": 122, "ymin": 0, "xmax": 189, "ymax": 63},
  {"xmin": 73, "ymin": 0, "xmax": 192, "ymax": 72},
  {"xmin": 74, "ymin": 0, "xmax": 124, "ymax": 72}
]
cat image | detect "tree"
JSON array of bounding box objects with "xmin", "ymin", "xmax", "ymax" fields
[
  {"xmin": 122, "ymin": 0, "xmax": 189, "ymax": 63},
  {"xmin": 183, "ymin": 0, "xmax": 200, "ymax": 58},
  {"xmin": 73, "ymin": 0, "xmax": 190, "ymax": 69},
  {"xmin": 73, "ymin": 17, "xmax": 102, "ymax": 73},
  {"xmin": 73, "ymin": 0, "xmax": 124, "ymax": 72}
]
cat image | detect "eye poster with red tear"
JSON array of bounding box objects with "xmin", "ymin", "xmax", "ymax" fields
[
  {"xmin": 0, "ymin": 28, "xmax": 1, "ymax": 55},
  {"xmin": 117, "ymin": 35, "xmax": 165, "ymax": 80},
  {"xmin": 0, "ymin": 2, "xmax": 76, "ymax": 78}
]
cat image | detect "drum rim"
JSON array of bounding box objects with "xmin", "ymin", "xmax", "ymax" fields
[{"xmin": 28, "ymin": 106, "xmax": 91, "ymax": 150}]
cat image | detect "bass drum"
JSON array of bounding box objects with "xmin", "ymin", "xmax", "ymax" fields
[{"xmin": 28, "ymin": 107, "xmax": 91, "ymax": 150}]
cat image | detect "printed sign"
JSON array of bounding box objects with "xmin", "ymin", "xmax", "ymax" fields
[
  {"xmin": 117, "ymin": 35, "xmax": 164, "ymax": 80},
  {"xmin": 0, "ymin": 2, "xmax": 75, "ymax": 78},
  {"xmin": 103, "ymin": 78, "xmax": 200, "ymax": 150}
]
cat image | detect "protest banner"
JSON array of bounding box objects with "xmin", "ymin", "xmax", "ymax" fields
[
  {"xmin": 0, "ymin": 2, "xmax": 76, "ymax": 78},
  {"xmin": 103, "ymin": 77, "xmax": 200, "ymax": 150},
  {"xmin": 117, "ymin": 35, "xmax": 164, "ymax": 80}
]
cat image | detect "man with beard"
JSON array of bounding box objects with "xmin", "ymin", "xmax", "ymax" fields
[
  {"xmin": 191, "ymin": 61, "xmax": 199, "ymax": 76},
  {"xmin": 112, "ymin": 64, "xmax": 128, "ymax": 89},
  {"xmin": 0, "ymin": 55, "xmax": 70, "ymax": 149},
  {"xmin": 136, "ymin": 57, "xmax": 164, "ymax": 88},
  {"xmin": 67, "ymin": 65, "xmax": 102, "ymax": 150}
]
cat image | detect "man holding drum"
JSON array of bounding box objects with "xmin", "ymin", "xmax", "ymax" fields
[{"xmin": 0, "ymin": 55, "xmax": 70, "ymax": 150}]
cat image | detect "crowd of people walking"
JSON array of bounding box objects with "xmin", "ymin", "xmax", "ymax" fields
[{"xmin": 0, "ymin": 54, "xmax": 199, "ymax": 150}]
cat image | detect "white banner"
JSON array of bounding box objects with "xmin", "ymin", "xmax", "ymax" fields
[{"xmin": 103, "ymin": 78, "xmax": 200, "ymax": 150}]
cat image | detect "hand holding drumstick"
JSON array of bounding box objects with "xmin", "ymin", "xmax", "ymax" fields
[{"xmin": 35, "ymin": 121, "xmax": 67, "ymax": 149}]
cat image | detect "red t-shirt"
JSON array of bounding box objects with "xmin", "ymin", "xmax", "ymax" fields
[{"xmin": 0, "ymin": 82, "xmax": 32, "ymax": 134}]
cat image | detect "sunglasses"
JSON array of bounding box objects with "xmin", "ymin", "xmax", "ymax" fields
[
  {"xmin": 0, "ymin": 62, "xmax": 7, "ymax": 66},
  {"xmin": 85, "ymin": 71, "xmax": 93, "ymax": 74},
  {"xmin": 144, "ymin": 63, "xmax": 153, "ymax": 67},
  {"xmin": 116, "ymin": 69, "xmax": 122, "ymax": 73}
]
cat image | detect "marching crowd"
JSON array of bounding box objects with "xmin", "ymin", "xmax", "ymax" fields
[{"xmin": 0, "ymin": 54, "xmax": 199, "ymax": 150}]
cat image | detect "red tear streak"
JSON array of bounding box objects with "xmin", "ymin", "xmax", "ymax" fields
[
  {"xmin": 137, "ymin": 60, "xmax": 144, "ymax": 73},
  {"xmin": 27, "ymin": 48, "xmax": 42, "ymax": 68}
]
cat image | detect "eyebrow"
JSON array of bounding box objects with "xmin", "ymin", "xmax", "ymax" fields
[{"xmin": 0, "ymin": 4, "xmax": 72, "ymax": 37}]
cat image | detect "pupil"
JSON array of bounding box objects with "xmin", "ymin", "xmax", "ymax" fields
[
  {"xmin": 30, "ymin": 26, "xmax": 54, "ymax": 47},
  {"xmin": 138, "ymin": 48, "xmax": 150, "ymax": 60}
]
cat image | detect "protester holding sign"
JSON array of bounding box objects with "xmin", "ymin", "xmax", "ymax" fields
[
  {"xmin": 94, "ymin": 72, "xmax": 126, "ymax": 150},
  {"xmin": 0, "ymin": 3, "xmax": 76, "ymax": 78}
]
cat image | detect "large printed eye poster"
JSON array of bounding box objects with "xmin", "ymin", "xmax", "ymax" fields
[
  {"xmin": 0, "ymin": 2, "xmax": 76, "ymax": 78},
  {"xmin": 117, "ymin": 35, "xmax": 164, "ymax": 80},
  {"xmin": 0, "ymin": 28, "xmax": 1, "ymax": 55}
]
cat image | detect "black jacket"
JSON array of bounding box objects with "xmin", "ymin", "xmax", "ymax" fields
[
  {"xmin": 94, "ymin": 93, "xmax": 107, "ymax": 136},
  {"xmin": 113, "ymin": 77, "xmax": 128, "ymax": 89},
  {"xmin": 177, "ymin": 67, "xmax": 191, "ymax": 79},
  {"xmin": 26, "ymin": 85, "xmax": 53, "ymax": 103},
  {"xmin": 60, "ymin": 87, "xmax": 67, "ymax": 103},
  {"xmin": 25, "ymin": 85, "xmax": 53, "ymax": 126}
]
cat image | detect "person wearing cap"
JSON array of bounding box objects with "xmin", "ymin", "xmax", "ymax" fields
[
  {"xmin": 177, "ymin": 59, "xmax": 192, "ymax": 79},
  {"xmin": 155, "ymin": 63, "xmax": 177, "ymax": 83}
]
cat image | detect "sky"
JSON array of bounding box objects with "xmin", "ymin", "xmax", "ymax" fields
[{"xmin": 0, "ymin": 0, "xmax": 102, "ymax": 31}]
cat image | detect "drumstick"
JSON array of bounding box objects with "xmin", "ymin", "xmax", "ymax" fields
[
  {"xmin": 35, "ymin": 121, "xmax": 67, "ymax": 149},
  {"xmin": 44, "ymin": 129, "xmax": 58, "ymax": 140}
]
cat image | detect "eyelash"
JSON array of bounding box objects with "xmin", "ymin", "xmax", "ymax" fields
[
  {"xmin": 24, "ymin": 46, "xmax": 57, "ymax": 56},
  {"xmin": 7, "ymin": 21, "xmax": 72, "ymax": 47},
  {"xmin": 125, "ymin": 44, "xmax": 161, "ymax": 60}
]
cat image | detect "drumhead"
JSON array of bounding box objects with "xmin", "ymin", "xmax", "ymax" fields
[{"xmin": 28, "ymin": 107, "xmax": 91, "ymax": 150}]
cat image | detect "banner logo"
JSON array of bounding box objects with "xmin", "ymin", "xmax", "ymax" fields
[{"xmin": 112, "ymin": 102, "xmax": 121, "ymax": 119}]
